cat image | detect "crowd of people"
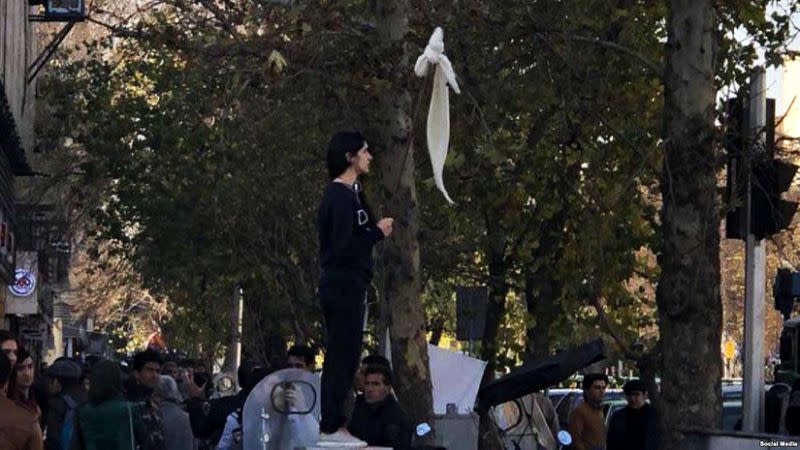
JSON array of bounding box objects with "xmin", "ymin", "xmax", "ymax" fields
[{"xmin": 0, "ymin": 329, "xmax": 413, "ymax": 450}]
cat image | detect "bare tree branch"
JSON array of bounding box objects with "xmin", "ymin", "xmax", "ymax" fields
[
  {"xmin": 589, "ymin": 296, "xmax": 641, "ymax": 361},
  {"xmin": 197, "ymin": 0, "xmax": 240, "ymax": 39},
  {"xmin": 563, "ymin": 35, "xmax": 663, "ymax": 77}
]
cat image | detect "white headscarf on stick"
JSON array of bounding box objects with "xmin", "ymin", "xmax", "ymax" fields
[{"xmin": 414, "ymin": 27, "xmax": 460, "ymax": 204}]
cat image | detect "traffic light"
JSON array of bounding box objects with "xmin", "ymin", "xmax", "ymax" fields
[
  {"xmin": 725, "ymin": 97, "xmax": 799, "ymax": 240},
  {"xmin": 724, "ymin": 97, "xmax": 747, "ymax": 240},
  {"xmin": 751, "ymin": 158, "xmax": 799, "ymax": 239},
  {"xmin": 774, "ymin": 268, "xmax": 800, "ymax": 320},
  {"xmin": 752, "ymin": 98, "xmax": 798, "ymax": 238}
]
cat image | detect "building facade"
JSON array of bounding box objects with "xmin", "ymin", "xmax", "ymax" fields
[
  {"xmin": 779, "ymin": 57, "xmax": 800, "ymax": 139},
  {"xmin": 1, "ymin": 1, "xmax": 88, "ymax": 362},
  {"xmin": 1, "ymin": 0, "xmax": 36, "ymax": 334}
]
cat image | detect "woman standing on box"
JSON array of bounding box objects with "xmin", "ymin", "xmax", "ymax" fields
[{"xmin": 316, "ymin": 131, "xmax": 393, "ymax": 447}]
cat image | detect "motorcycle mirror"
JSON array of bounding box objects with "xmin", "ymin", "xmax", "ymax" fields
[
  {"xmin": 416, "ymin": 423, "xmax": 431, "ymax": 436},
  {"xmin": 557, "ymin": 430, "xmax": 573, "ymax": 446},
  {"xmin": 493, "ymin": 400, "xmax": 523, "ymax": 432}
]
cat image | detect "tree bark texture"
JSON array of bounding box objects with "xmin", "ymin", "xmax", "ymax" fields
[
  {"xmin": 638, "ymin": 346, "xmax": 661, "ymax": 408},
  {"xmin": 524, "ymin": 207, "xmax": 568, "ymax": 363},
  {"xmin": 374, "ymin": 0, "xmax": 436, "ymax": 441},
  {"xmin": 657, "ymin": 1, "xmax": 722, "ymax": 448},
  {"xmin": 525, "ymin": 269, "xmax": 561, "ymax": 362},
  {"xmin": 478, "ymin": 228, "xmax": 509, "ymax": 450}
]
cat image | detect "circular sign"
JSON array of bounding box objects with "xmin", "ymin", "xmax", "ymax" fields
[{"xmin": 9, "ymin": 269, "xmax": 36, "ymax": 297}]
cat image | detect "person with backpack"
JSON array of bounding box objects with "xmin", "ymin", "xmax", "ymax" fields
[
  {"xmin": 43, "ymin": 358, "xmax": 86, "ymax": 450},
  {"xmin": 71, "ymin": 359, "xmax": 146, "ymax": 450}
]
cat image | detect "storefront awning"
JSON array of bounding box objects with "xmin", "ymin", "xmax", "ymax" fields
[{"xmin": 0, "ymin": 79, "xmax": 33, "ymax": 176}]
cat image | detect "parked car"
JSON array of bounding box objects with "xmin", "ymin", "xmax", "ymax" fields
[
  {"xmin": 549, "ymin": 387, "xmax": 627, "ymax": 429},
  {"xmin": 602, "ymin": 389, "xmax": 627, "ymax": 427},
  {"xmin": 722, "ymin": 400, "xmax": 743, "ymax": 430},
  {"xmin": 548, "ymin": 388, "xmax": 582, "ymax": 430},
  {"xmin": 555, "ymin": 380, "xmax": 755, "ymax": 430},
  {"xmin": 719, "ymin": 382, "xmax": 778, "ymax": 431}
]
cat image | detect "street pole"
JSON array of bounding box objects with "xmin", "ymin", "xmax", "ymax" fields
[
  {"xmin": 742, "ymin": 67, "xmax": 766, "ymax": 433},
  {"xmin": 223, "ymin": 283, "xmax": 243, "ymax": 373},
  {"xmin": 236, "ymin": 284, "xmax": 243, "ymax": 368}
]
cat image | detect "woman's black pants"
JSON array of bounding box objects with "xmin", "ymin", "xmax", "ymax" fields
[{"xmin": 319, "ymin": 272, "xmax": 366, "ymax": 434}]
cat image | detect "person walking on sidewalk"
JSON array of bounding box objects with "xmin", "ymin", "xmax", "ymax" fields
[{"xmin": 316, "ymin": 130, "xmax": 394, "ymax": 447}]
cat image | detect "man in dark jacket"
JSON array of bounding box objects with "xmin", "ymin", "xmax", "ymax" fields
[
  {"xmin": 348, "ymin": 364, "xmax": 412, "ymax": 450},
  {"xmin": 606, "ymin": 379, "xmax": 658, "ymax": 450},
  {"xmin": 185, "ymin": 376, "xmax": 237, "ymax": 448},
  {"xmin": 187, "ymin": 361, "xmax": 269, "ymax": 450},
  {"xmin": 125, "ymin": 350, "xmax": 165, "ymax": 450},
  {"xmin": 44, "ymin": 358, "xmax": 86, "ymax": 450},
  {"xmin": 11, "ymin": 349, "xmax": 41, "ymax": 421}
]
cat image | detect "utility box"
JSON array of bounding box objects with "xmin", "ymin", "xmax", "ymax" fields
[{"xmin": 433, "ymin": 411, "xmax": 479, "ymax": 450}]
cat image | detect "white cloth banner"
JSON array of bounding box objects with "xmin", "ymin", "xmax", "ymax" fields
[
  {"xmin": 428, "ymin": 344, "xmax": 486, "ymax": 414},
  {"xmin": 414, "ymin": 27, "xmax": 460, "ymax": 204},
  {"xmin": 384, "ymin": 332, "xmax": 486, "ymax": 414}
]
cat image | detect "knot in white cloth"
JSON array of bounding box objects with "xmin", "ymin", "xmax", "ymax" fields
[
  {"xmin": 414, "ymin": 27, "xmax": 460, "ymax": 94},
  {"xmin": 414, "ymin": 27, "xmax": 460, "ymax": 204}
]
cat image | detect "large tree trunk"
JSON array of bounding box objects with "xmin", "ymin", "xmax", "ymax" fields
[
  {"xmin": 524, "ymin": 207, "xmax": 568, "ymax": 363},
  {"xmin": 374, "ymin": 0, "xmax": 436, "ymax": 442},
  {"xmin": 525, "ymin": 269, "xmax": 561, "ymax": 362},
  {"xmin": 657, "ymin": 1, "xmax": 722, "ymax": 448},
  {"xmin": 638, "ymin": 345, "xmax": 661, "ymax": 408},
  {"xmin": 478, "ymin": 228, "xmax": 509, "ymax": 450}
]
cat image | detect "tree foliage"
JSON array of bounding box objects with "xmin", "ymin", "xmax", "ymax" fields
[{"xmin": 35, "ymin": 0, "xmax": 800, "ymax": 440}]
